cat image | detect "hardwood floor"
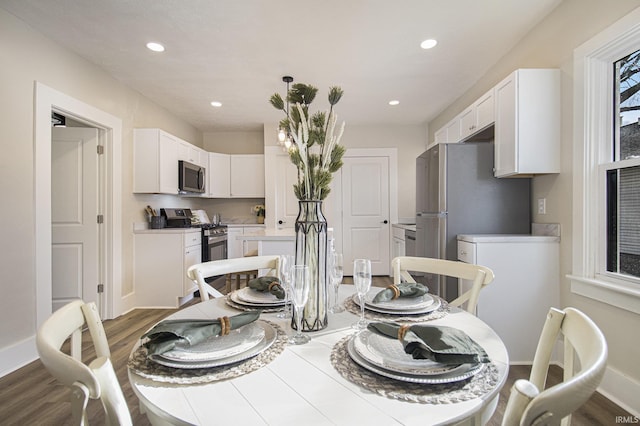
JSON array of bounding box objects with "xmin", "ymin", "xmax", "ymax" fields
[{"xmin": 0, "ymin": 278, "xmax": 631, "ymax": 425}]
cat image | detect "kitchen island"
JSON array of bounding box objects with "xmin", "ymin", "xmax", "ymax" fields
[{"xmin": 236, "ymin": 228, "xmax": 296, "ymax": 257}]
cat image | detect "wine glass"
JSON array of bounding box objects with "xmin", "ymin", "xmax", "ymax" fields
[
  {"xmin": 352, "ymin": 259, "xmax": 372, "ymax": 330},
  {"xmin": 289, "ymin": 265, "xmax": 311, "ymax": 345},
  {"xmin": 328, "ymin": 252, "xmax": 344, "ymax": 313},
  {"xmin": 277, "ymin": 254, "xmax": 294, "ymax": 319}
]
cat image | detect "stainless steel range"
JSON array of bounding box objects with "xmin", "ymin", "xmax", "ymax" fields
[{"xmin": 201, "ymin": 224, "xmax": 228, "ymax": 263}]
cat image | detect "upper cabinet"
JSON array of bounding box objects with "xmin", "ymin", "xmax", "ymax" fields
[
  {"xmin": 494, "ymin": 69, "xmax": 560, "ymax": 177},
  {"xmin": 207, "ymin": 152, "xmax": 231, "ymax": 198},
  {"xmin": 432, "ymin": 68, "xmax": 560, "ymax": 178},
  {"xmin": 178, "ymin": 140, "xmax": 208, "ymax": 168},
  {"xmin": 230, "ymin": 154, "xmax": 265, "ymax": 198},
  {"xmin": 459, "ymin": 88, "xmax": 494, "ymax": 141},
  {"xmin": 133, "ymin": 128, "xmax": 179, "ymax": 194}
]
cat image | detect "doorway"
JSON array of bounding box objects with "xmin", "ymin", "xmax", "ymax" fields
[
  {"xmin": 51, "ymin": 125, "xmax": 101, "ymax": 312},
  {"xmin": 35, "ymin": 82, "xmax": 123, "ymax": 325}
]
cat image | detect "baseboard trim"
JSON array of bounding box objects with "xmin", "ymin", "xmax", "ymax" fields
[
  {"xmin": 599, "ymin": 365, "xmax": 640, "ymax": 418},
  {"xmin": 0, "ymin": 336, "xmax": 38, "ymax": 378}
]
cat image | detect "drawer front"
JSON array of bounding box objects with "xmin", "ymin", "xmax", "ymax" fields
[
  {"xmin": 392, "ymin": 226, "xmax": 406, "ymax": 240},
  {"xmin": 184, "ymin": 231, "xmax": 201, "ymax": 247},
  {"xmin": 457, "ymin": 241, "xmax": 476, "ymax": 263}
]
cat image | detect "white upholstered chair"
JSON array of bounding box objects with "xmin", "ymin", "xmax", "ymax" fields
[
  {"xmin": 502, "ymin": 307, "xmax": 607, "ymax": 426},
  {"xmin": 36, "ymin": 300, "xmax": 132, "ymax": 426},
  {"xmin": 391, "ymin": 256, "xmax": 494, "ymax": 314},
  {"xmin": 187, "ymin": 255, "xmax": 281, "ymax": 301}
]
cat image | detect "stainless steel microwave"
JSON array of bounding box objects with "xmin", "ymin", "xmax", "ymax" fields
[{"xmin": 178, "ymin": 160, "xmax": 205, "ymax": 193}]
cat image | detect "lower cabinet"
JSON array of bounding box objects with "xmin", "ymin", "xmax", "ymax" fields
[
  {"xmin": 134, "ymin": 230, "xmax": 201, "ymax": 308},
  {"xmin": 227, "ymin": 226, "xmax": 263, "ymax": 258}
]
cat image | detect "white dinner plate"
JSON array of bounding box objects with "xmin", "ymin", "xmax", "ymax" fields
[
  {"xmin": 347, "ymin": 337, "xmax": 484, "ymax": 384},
  {"xmin": 353, "ymin": 294, "xmax": 441, "ymax": 315},
  {"xmin": 230, "ymin": 290, "xmax": 285, "ymax": 308},
  {"xmin": 159, "ymin": 321, "xmax": 265, "ymax": 362},
  {"xmin": 364, "ymin": 289, "xmax": 434, "ymax": 311},
  {"xmin": 353, "ymin": 329, "xmax": 463, "ymax": 376},
  {"xmin": 151, "ymin": 321, "xmax": 277, "ymax": 369},
  {"xmin": 236, "ymin": 287, "xmax": 285, "ymax": 305}
]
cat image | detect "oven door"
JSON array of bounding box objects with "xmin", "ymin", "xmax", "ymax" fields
[{"xmin": 203, "ymin": 233, "xmax": 228, "ymax": 287}]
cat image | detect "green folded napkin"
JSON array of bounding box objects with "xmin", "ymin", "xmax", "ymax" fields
[
  {"xmin": 248, "ymin": 276, "xmax": 285, "ymax": 299},
  {"xmin": 367, "ymin": 322, "xmax": 490, "ymax": 365},
  {"xmin": 142, "ymin": 311, "xmax": 260, "ymax": 356},
  {"xmin": 372, "ymin": 282, "xmax": 429, "ymax": 303}
]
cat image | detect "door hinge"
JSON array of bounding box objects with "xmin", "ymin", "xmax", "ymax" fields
[
  {"xmin": 97, "ymin": 214, "xmax": 104, "ymax": 224},
  {"xmin": 97, "ymin": 145, "xmax": 104, "ymax": 155},
  {"xmin": 97, "ymin": 284, "xmax": 104, "ymax": 293}
]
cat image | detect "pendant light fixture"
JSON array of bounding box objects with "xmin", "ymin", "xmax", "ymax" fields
[{"xmin": 278, "ymin": 75, "xmax": 294, "ymax": 149}]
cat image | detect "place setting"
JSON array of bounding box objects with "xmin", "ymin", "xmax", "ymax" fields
[
  {"xmin": 331, "ymin": 320, "xmax": 500, "ymax": 404},
  {"xmin": 344, "ymin": 276, "xmax": 449, "ymax": 323},
  {"xmin": 225, "ymin": 274, "xmax": 289, "ymax": 313},
  {"xmin": 127, "ymin": 310, "xmax": 288, "ymax": 385}
]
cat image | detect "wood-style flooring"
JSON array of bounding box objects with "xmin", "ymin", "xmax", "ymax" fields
[{"xmin": 0, "ymin": 277, "xmax": 631, "ymax": 425}]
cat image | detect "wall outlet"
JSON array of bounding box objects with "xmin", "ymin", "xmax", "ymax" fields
[{"xmin": 537, "ymin": 198, "xmax": 547, "ymax": 214}]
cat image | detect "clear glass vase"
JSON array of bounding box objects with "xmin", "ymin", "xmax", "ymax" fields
[{"xmin": 292, "ymin": 200, "xmax": 328, "ymax": 331}]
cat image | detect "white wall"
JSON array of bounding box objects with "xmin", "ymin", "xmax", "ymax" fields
[
  {"xmin": 0, "ymin": 7, "xmax": 201, "ymax": 371},
  {"xmin": 426, "ymin": 0, "xmax": 640, "ymax": 412}
]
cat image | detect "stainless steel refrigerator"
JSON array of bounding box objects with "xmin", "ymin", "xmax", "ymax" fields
[{"xmin": 415, "ymin": 142, "xmax": 531, "ymax": 299}]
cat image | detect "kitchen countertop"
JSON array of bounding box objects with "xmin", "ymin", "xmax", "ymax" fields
[
  {"xmin": 392, "ymin": 223, "xmax": 416, "ymax": 232},
  {"xmin": 133, "ymin": 224, "xmax": 200, "ymax": 234},
  {"xmin": 236, "ymin": 228, "xmax": 295, "ymax": 241},
  {"xmin": 457, "ymin": 234, "xmax": 560, "ymax": 243}
]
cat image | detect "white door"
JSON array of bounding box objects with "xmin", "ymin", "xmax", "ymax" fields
[
  {"xmin": 51, "ymin": 127, "xmax": 100, "ymax": 311},
  {"xmin": 342, "ymin": 156, "xmax": 390, "ymax": 275},
  {"xmin": 275, "ymin": 154, "xmax": 300, "ymax": 229}
]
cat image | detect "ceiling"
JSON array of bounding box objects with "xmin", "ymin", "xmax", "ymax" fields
[{"xmin": 1, "ymin": 0, "xmax": 562, "ymax": 132}]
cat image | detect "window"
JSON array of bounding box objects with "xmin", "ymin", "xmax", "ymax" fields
[
  {"xmin": 608, "ymin": 50, "xmax": 640, "ymax": 279},
  {"xmin": 571, "ymin": 9, "xmax": 640, "ymax": 314}
]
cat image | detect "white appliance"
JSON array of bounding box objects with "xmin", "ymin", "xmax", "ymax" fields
[{"xmin": 457, "ymin": 234, "xmax": 559, "ymax": 363}]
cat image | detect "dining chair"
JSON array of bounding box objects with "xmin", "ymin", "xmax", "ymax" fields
[
  {"xmin": 36, "ymin": 300, "xmax": 132, "ymax": 426},
  {"xmin": 502, "ymin": 307, "xmax": 607, "ymax": 426},
  {"xmin": 187, "ymin": 255, "xmax": 281, "ymax": 301},
  {"xmin": 391, "ymin": 256, "xmax": 494, "ymax": 314}
]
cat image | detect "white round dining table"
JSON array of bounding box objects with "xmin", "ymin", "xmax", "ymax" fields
[{"xmin": 128, "ymin": 285, "xmax": 509, "ymax": 426}]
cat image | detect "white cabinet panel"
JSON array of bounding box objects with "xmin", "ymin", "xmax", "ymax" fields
[
  {"xmin": 457, "ymin": 235, "xmax": 559, "ymax": 363},
  {"xmin": 134, "ymin": 230, "xmax": 201, "ymax": 308},
  {"xmin": 230, "ymin": 155, "xmax": 265, "ymax": 198},
  {"xmin": 207, "ymin": 152, "xmax": 231, "ymax": 198},
  {"xmin": 494, "ymin": 69, "xmax": 561, "ymax": 177},
  {"xmin": 133, "ymin": 128, "xmax": 179, "ymax": 194}
]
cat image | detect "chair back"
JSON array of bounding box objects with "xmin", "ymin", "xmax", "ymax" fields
[
  {"xmin": 502, "ymin": 307, "xmax": 608, "ymax": 426},
  {"xmin": 187, "ymin": 255, "xmax": 281, "ymax": 301},
  {"xmin": 391, "ymin": 256, "xmax": 494, "ymax": 314},
  {"xmin": 36, "ymin": 300, "xmax": 132, "ymax": 426}
]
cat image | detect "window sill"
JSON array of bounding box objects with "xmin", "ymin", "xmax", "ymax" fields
[{"xmin": 568, "ymin": 274, "xmax": 640, "ymax": 314}]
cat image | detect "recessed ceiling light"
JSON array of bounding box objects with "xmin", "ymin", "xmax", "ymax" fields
[
  {"xmin": 389, "ymin": 100, "xmax": 400, "ymax": 106},
  {"xmin": 420, "ymin": 39, "xmax": 438, "ymax": 50},
  {"xmin": 146, "ymin": 42, "xmax": 165, "ymax": 52},
  {"xmin": 210, "ymin": 101, "xmax": 222, "ymax": 107}
]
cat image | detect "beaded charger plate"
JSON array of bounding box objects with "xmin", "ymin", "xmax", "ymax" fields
[
  {"xmin": 330, "ymin": 335, "xmax": 500, "ymax": 404},
  {"xmin": 344, "ymin": 295, "xmax": 450, "ymax": 322},
  {"xmin": 128, "ymin": 320, "xmax": 287, "ymax": 385}
]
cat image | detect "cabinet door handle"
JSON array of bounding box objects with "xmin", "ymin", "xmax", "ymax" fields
[{"xmin": 460, "ymin": 250, "xmax": 467, "ymax": 256}]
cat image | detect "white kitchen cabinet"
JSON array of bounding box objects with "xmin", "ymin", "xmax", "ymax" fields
[
  {"xmin": 178, "ymin": 139, "xmax": 207, "ymax": 168},
  {"xmin": 433, "ymin": 117, "xmax": 461, "ymax": 144},
  {"xmin": 133, "ymin": 128, "xmax": 179, "ymax": 194},
  {"xmin": 207, "ymin": 152, "xmax": 231, "ymax": 198},
  {"xmin": 134, "ymin": 229, "xmax": 202, "ymax": 308},
  {"xmin": 392, "ymin": 225, "xmax": 407, "ymax": 259},
  {"xmin": 457, "ymin": 234, "xmax": 559, "ymax": 363},
  {"xmin": 227, "ymin": 225, "xmax": 264, "ymax": 259},
  {"xmin": 459, "ymin": 88, "xmax": 494, "ymax": 141},
  {"xmin": 230, "ymin": 154, "xmax": 265, "ymax": 198},
  {"xmin": 494, "ymin": 69, "xmax": 561, "ymax": 177}
]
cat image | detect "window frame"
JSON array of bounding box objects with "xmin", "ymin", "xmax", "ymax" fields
[{"xmin": 570, "ymin": 9, "xmax": 640, "ymax": 314}]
